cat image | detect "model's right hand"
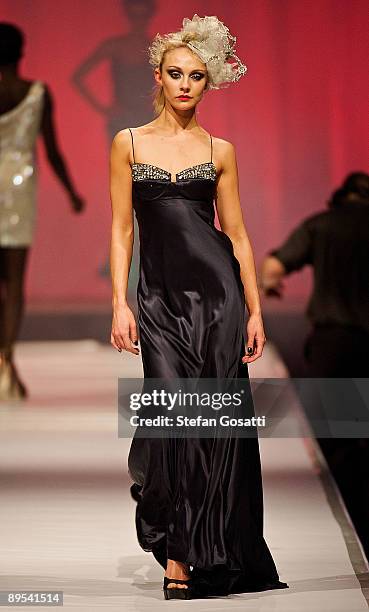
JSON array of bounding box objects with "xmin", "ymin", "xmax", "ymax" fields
[{"xmin": 111, "ymin": 304, "xmax": 140, "ymax": 355}]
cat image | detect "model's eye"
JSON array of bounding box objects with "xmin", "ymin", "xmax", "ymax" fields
[{"xmin": 167, "ymin": 70, "xmax": 205, "ymax": 81}]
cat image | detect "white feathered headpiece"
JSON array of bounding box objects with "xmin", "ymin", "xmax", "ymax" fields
[{"xmin": 148, "ymin": 14, "xmax": 247, "ymax": 89}]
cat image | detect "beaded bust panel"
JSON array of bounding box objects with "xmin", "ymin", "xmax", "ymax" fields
[{"xmin": 131, "ymin": 162, "xmax": 217, "ymax": 183}]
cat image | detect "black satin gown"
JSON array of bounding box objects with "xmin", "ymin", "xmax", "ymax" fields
[{"xmin": 126, "ymin": 129, "xmax": 287, "ymax": 596}]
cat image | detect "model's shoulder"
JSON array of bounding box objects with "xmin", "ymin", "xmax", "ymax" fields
[
  {"xmin": 211, "ymin": 136, "xmax": 235, "ymax": 153},
  {"xmin": 126, "ymin": 123, "xmax": 156, "ymax": 135},
  {"xmin": 112, "ymin": 128, "xmax": 130, "ymax": 148},
  {"xmin": 211, "ymin": 135, "xmax": 232, "ymax": 145},
  {"xmin": 211, "ymin": 136, "xmax": 236, "ymax": 167},
  {"xmin": 35, "ymin": 81, "xmax": 51, "ymax": 111},
  {"xmin": 110, "ymin": 128, "xmax": 136, "ymax": 162},
  {"xmin": 114, "ymin": 124, "xmax": 155, "ymax": 144}
]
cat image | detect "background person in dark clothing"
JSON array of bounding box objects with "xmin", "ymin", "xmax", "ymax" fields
[{"xmin": 260, "ymin": 172, "xmax": 369, "ymax": 560}]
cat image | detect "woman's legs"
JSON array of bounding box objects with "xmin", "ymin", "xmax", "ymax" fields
[
  {"xmin": 0, "ymin": 246, "xmax": 29, "ymax": 398},
  {"xmin": 0, "ymin": 246, "xmax": 29, "ymax": 353}
]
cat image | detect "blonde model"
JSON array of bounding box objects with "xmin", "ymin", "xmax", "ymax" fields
[{"xmin": 110, "ymin": 14, "xmax": 288, "ymax": 601}]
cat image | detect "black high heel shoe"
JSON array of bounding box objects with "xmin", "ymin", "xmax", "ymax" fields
[{"xmin": 163, "ymin": 576, "xmax": 192, "ymax": 600}]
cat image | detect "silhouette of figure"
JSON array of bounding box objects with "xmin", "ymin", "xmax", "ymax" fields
[
  {"xmin": 260, "ymin": 172, "xmax": 369, "ymax": 558},
  {"xmin": 0, "ymin": 23, "xmax": 86, "ymax": 400},
  {"xmin": 72, "ymin": 0, "xmax": 157, "ymax": 292}
]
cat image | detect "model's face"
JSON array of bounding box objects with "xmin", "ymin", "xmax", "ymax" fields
[{"xmin": 155, "ymin": 47, "xmax": 208, "ymax": 111}]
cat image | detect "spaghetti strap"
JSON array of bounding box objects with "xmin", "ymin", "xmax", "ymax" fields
[
  {"xmin": 128, "ymin": 128, "xmax": 135, "ymax": 163},
  {"xmin": 210, "ymin": 133, "xmax": 213, "ymax": 163}
]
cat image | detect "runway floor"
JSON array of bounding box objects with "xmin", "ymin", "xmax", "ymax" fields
[{"xmin": 0, "ymin": 340, "xmax": 368, "ymax": 611}]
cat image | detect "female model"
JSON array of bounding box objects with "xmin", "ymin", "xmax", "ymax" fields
[
  {"xmin": 110, "ymin": 14, "xmax": 288, "ymax": 600},
  {"xmin": 0, "ymin": 23, "xmax": 85, "ymax": 400}
]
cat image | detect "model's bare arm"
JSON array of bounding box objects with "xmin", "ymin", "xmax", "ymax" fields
[
  {"xmin": 109, "ymin": 129, "xmax": 139, "ymax": 355},
  {"xmin": 215, "ymin": 140, "xmax": 265, "ymax": 362}
]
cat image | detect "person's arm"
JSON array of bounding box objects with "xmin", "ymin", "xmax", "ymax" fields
[
  {"xmin": 259, "ymin": 256, "xmax": 286, "ymax": 297},
  {"xmin": 71, "ymin": 40, "xmax": 113, "ymax": 115},
  {"xmin": 260, "ymin": 220, "xmax": 313, "ymax": 297},
  {"xmin": 215, "ymin": 139, "xmax": 265, "ymax": 364},
  {"xmin": 109, "ymin": 129, "xmax": 139, "ymax": 355},
  {"xmin": 40, "ymin": 85, "xmax": 85, "ymax": 212}
]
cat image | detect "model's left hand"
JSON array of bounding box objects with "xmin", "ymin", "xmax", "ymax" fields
[{"xmin": 242, "ymin": 313, "xmax": 266, "ymax": 364}]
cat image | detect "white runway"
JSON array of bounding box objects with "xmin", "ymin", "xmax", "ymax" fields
[{"xmin": 0, "ymin": 340, "xmax": 368, "ymax": 611}]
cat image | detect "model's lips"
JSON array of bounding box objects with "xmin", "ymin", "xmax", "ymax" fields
[{"xmin": 176, "ymin": 95, "xmax": 192, "ymax": 99}]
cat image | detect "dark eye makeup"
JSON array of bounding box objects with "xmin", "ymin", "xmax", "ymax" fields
[{"xmin": 167, "ymin": 69, "xmax": 205, "ymax": 81}]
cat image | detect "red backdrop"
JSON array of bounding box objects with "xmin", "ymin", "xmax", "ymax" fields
[{"xmin": 2, "ymin": 0, "xmax": 368, "ymax": 303}]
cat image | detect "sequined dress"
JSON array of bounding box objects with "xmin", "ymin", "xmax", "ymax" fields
[
  {"xmin": 0, "ymin": 81, "xmax": 45, "ymax": 247},
  {"xmin": 126, "ymin": 128, "xmax": 288, "ymax": 596}
]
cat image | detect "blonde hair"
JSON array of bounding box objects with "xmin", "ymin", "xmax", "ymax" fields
[
  {"xmin": 151, "ymin": 42, "xmax": 209, "ymax": 116},
  {"xmin": 148, "ymin": 15, "xmax": 247, "ymax": 116}
]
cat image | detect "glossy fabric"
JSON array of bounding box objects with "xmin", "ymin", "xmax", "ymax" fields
[{"xmin": 128, "ymin": 171, "xmax": 287, "ymax": 595}]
